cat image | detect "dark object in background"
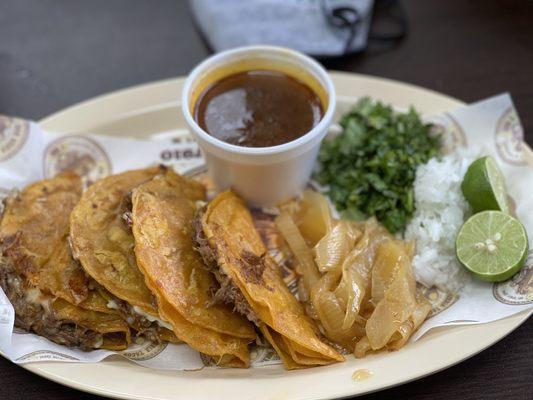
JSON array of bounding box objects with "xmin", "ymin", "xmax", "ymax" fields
[
  {"xmin": 190, "ymin": 0, "xmax": 407, "ymax": 58},
  {"xmin": 190, "ymin": 0, "xmax": 374, "ymax": 57}
]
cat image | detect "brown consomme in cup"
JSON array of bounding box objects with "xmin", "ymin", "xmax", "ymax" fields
[{"xmin": 193, "ymin": 70, "xmax": 324, "ymax": 147}]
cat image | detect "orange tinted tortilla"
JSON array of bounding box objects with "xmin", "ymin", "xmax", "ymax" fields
[
  {"xmin": 0, "ymin": 173, "xmax": 89, "ymax": 304},
  {"xmin": 52, "ymin": 297, "xmax": 131, "ymax": 350},
  {"xmin": 200, "ymin": 191, "xmax": 344, "ymax": 369},
  {"xmin": 70, "ymin": 168, "xmax": 161, "ymax": 314},
  {"xmin": 0, "ymin": 173, "xmax": 130, "ymax": 350},
  {"xmin": 69, "ymin": 167, "xmax": 180, "ymax": 343},
  {"xmin": 131, "ymin": 170, "xmax": 255, "ymax": 367}
]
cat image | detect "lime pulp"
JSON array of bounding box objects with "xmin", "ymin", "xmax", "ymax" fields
[{"xmin": 456, "ymin": 210, "xmax": 528, "ymax": 282}]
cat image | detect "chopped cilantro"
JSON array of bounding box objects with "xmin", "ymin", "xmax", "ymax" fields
[{"xmin": 315, "ymin": 97, "xmax": 441, "ymax": 233}]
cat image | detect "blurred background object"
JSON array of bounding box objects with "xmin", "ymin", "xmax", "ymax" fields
[
  {"xmin": 190, "ymin": 0, "xmax": 376, "ymax": 56},
  {"xmin": 191, "ymin": 0, "xmax": 408, "ymax": 57}
]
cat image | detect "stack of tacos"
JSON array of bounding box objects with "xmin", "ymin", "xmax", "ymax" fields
[
  {"xmin": 0, "ymin": 167, "xmax": 343, "ymax": 369},
  {"xmin": 0, "ymin": 173, "xmax": 130, "ymax": 350}
]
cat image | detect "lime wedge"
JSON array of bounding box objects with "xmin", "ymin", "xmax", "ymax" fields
[
  {"xmin": 456, "ymin": 210, "xmax": 528, "ymax": 282},
  {"xmin": 461, "ymin": 156, "xmax": 509, "ymax": 214}
]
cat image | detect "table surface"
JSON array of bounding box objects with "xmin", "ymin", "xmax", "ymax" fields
[{"xmin": 0, "ymin": 1, "xmax": 531, "ymax": 399}]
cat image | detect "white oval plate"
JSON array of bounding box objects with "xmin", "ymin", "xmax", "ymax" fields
[{"xmin": 11, "ymin": 72, "xmax": 527, "ymax": 400}]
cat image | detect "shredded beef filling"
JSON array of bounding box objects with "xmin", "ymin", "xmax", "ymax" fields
[
  {"xmin": 106, "ymin": 296, "xmax": 164, "ymax": 343},
  {"xmin": 0, "ymin": 262, "xmax": 104, "ymax": 351},
  {"xmin": 193, "ymin": 211, "xmax": 260, "ymax": 324},
  {"xmin": 115, "ymin": 194, "xmax": 170, "ymax": 342}
]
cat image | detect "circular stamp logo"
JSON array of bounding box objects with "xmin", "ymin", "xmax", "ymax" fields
[
  {"xmin": 495, "ymin": 107, "xmax": 526, "ymax": 166},
  {"xmin": 0, "ymin": 116, "xmax": 30, "ymax": 162},
  {"xmin": 43, "ymin": 135, "xmax": 112, "ymax": 185},
  {"xmin": 16, "ymin": 350, "xmax": 80, "ymax": 362},
  {"xmin": 418, "ymin": 284, "xmax": 459, "ymax": 318},
  {"xmin": 426, "ymin": 113, "xmax": 467, "ymax": 154},
  {"xmin": 493, "ymin": 253, "xmax": 533, "ymax": 305},
  {"xmin": 120, "ymin": 339, "xmax": 168, "ymax": 361},
  {"xmin": 201, "ymin": 344, "xmax": 281, "ymax": 366}
]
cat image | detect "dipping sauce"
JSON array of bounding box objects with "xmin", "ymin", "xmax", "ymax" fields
[{"xmin": 193, "ymin": 70, "xmax": 324, "ymax": 147}]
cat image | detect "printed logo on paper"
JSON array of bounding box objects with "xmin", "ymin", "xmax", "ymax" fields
[
  {"xmin": 120, "ymin": 339, "xmax": 167, "ymax": 361},
  {"xmin": 16, "ymin": 350, "xmax": 80, "ymax": 362},
  {"xmin": 426, "ymin": 113, "xmax": 467, "ymax": 154},
  {"xmin": 200, "ymin": 345, "xmax": 281, "ymax": 367},
  {"xmin": 43, "ymin": 135, "xmax": 112, "ymax": 186},
  {"xmin": 0, "ymin": 115, "xmax": 30, "ymax": 162},
  {"xmin": 418, "ymin": 285, "xmax": 459, "ymax": 317},
  {"xmin": 495, "ymin": 107, "xmax": 526, "ymax": 166},
  {"xmin": 159, "ymin": 135, "xmax": 203, "ymax": 172},
  {"xmin": 493, "ymin": 253, "xmax": 533, "ymax": 305}
]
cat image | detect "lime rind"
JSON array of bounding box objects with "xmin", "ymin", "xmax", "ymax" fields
[
  {"xmin": 461, "ymin": 156, "xmax": 510, "ymax": 214},
  {"xmin": 456, "ymin": 210, "xmax": 528, "ymax": 282},
  {"xmin": 485, "ymin": 157, "xmax": 510, "ymax": 214}
]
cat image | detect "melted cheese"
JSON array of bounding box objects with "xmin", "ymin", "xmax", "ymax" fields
[
  {"xmin": 106, "ymin": 300, "xmax": 120, "ymax": 310},
  {"xmin": 106, "ymin": 299, "xmax": 173, "ymax": 330},
  {"xmin": 24, "ymin": 287, "xmax": 52, "ymax": 312},
  {"xmin": 132, "ymin": 306, "xmax": 173, "ymax": 330}
]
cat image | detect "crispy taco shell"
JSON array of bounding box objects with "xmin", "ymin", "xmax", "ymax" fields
[
  {"xmin": 0, "ymin": 173, "xmax": 130, "ymax": 350},
  {"xmin": 52, "ymin": 297, "xmax": 131, "ymax": 350},
  {"xmin": 197, "ymin": 191, "xmax": 344, "ymax": 369},
  {"xmin": 0, "ymin": 173, "xmax": 89, "ymax": 304},
  {"xmin": 0, "ymin": 264, "xmax": 131, "ymax": 350},
  {"xmin": 69, "ymin": 167, "xmax": 179, "ymax": 342},
  {"xmin": 131, "ymin": 169, "xmax": 255, "ymax": 367}
]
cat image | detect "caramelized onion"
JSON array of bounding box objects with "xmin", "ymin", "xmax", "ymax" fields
[
  {"xmin": 314, "ymin": 220, "xmax": 361, "ymax": 273},
  {"xmin": 295, "ymin": 189, "xmax": 333, "ymax": 245},
  {"xmin": 364, "ymin": 240, "xmax": 430, "ymax": 353},
  {"xmin": 276, "ymin": 212, "xmax": 320, "ymax": 291},
  {"xmin": 340, "ymin": 219, "xmax": 391, "ymax": 330},
  {"xmin": 281, "ymin": 191, "xmax": 429, "ymax": 358}
]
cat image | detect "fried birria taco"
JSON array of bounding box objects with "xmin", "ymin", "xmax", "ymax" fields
[
  {"xmin": 130, "ymin": 169, "xmax": 255, "ymax": 367},
  {"xmin": 0, "ymin": 173, "xmax": 130, "ymax": 350},
  {"xmin": 195, "ymin": 191, "xmax": 344, "ymax": 369},
  {"xmin": 69, "ymin": 167, "xmax": 178, "ymax": 343}
]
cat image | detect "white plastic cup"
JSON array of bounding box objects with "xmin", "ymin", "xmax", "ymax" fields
[{"xmin": 181, "ymin": 45, "xmax": 335, "ymax": 207}]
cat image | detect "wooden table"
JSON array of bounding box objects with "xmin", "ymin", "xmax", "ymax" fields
[{"xmin": 0, "ymin": 1, "xmax": 531, "ymax": 399}]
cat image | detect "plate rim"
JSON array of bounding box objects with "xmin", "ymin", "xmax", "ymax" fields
[
  {"xmin": 3, "ymin": 72, "xmax": 528, "ymax": 400},
  {"xmin": 17, "ymin": 314, "xmax": 531, "ymax": 400}
]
